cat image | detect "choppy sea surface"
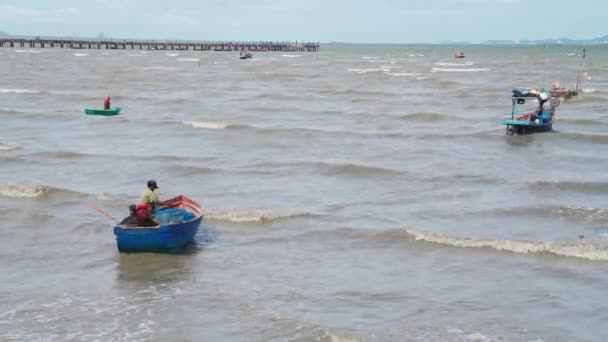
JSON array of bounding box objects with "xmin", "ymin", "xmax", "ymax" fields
[{"xmin": 1, "ymin": 44, "xmax": 608, "ymax": 341}]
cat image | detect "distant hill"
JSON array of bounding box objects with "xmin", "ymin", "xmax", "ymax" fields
[
  {"xmin": 440, "ymin": 41, "xmax": 473, "ymax": 45},
  {"xmin": 482, "ymin": 34, "xmax": 608, "ymax": 45},
  {"xmin": 590, "ymin": 35, "xmax": 608, "ymax": 44}
]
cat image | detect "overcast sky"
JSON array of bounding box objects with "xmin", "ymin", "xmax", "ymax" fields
[{"xmin": 0, "ymin": 0, "xmax": 605, "ymax": 43}]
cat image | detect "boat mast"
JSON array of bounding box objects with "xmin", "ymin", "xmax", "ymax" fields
[{"xmin": 576, "ymin": 43, "xmax": 586, "ymax": 93}]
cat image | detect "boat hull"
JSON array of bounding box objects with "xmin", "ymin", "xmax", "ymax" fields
[
  {"xmin": 113, "ymin": 195, "xmax": 203, "ymax": 253},
  {"xmin": 84, "ymin": 107, "xmax": 122, "ymax": 116},
  {"xmin": 502, "ymin": 120, "xmax": 553, "ymax": 135}
]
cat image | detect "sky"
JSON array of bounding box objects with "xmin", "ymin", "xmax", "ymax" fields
[{"xmin": 0, "ymin": 0, "xmax": 606, "ymax": 43}]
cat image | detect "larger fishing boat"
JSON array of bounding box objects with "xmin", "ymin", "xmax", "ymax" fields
[{"xmin": 549, "ymin": 44, "xmax": 589, "ymax": 100}]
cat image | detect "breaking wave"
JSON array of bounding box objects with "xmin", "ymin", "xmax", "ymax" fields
[
  {"xmin": 434, "ymin": 62, "xmax": 475, "ymax": 66},
  {"xmin": 401, "ymin": 228, "xmax": 608, "ymax": 261},
  {"xmin": 282, "ymin": 54, "xmax": 302, "ymax": 58},
  {"xmin": 581, "ymin": 88, "xmax": 597, "ymax": 94},
  {"xmin": 205, "ymin": 209, "xmax": 320, "ymax": 223},
  {"xmin": 0, "ymin": 185, "xmax": 52, "ymax": 199},
  {"xmin": 183, "ymin": 121, "xmax": 230, "ymax": 130},
  {"xmin": 431, "ymin": 68, "xmax": 490, "ymax": 73},
  {"xmin": 0, "ymin": 184, "xmax": 87, "ymax": 200},
  {"xmin": 347, "ymin": 68, "xmax": 386, "ymax": 74},
  {"xmin": 0, "ymin": 143, "xmax": 20, "ymax": 151},
  {"xmin": 177, "ymin": 58, "xmax": 199, "ymax": 62},
  {"xmin": 74, "ymin": 53, "xmax": 89, "ymax": 57},
  {"xmin": 384, "ymin": 72, "xmax": 421, "ymax": 77},
  {"xmin": 297, "ymin": 227, "xmax": 608, "ymax": 261},
  {"xmin": 0, "ymin": 88, "xmax": 40, "ymax": 94},
  {"xmin": 15, "ymin": 50, "xmax": 40, "ymax": 53}
]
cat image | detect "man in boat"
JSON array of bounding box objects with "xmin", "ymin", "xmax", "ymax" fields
[
  {"xmin": 103, "ymin": 95, "xmax": 111, "ymax": 110},
  {"xmin": 139, "ymin": 179, "xmax": 167, "ymax": 225},
  {"xmin": 119, "ymin": 204, "xmax": 138, "ymax": 226},
  {"xmin": 135, "ymin": 203, "xmax": 159, "ymax": 227}
]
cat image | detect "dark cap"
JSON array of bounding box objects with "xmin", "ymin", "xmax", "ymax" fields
[
  {"xmin": 129, "ymin": 204, "xmax": 136, "ymax": 213},
  {"xmin": 147, "ymin": 179, "xmax": 158, "ymax": 189}
]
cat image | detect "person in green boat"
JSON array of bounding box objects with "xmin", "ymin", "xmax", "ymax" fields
[
  {"xmin": 103, "ymin": 95, "xmax": 111, "ymax": 110},
  {"xmin": 139, "ymin": 179, "xmax": 167, "ymax": 225}
]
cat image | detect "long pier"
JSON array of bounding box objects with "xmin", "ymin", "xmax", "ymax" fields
[{"xmin": 0, "ymin": 37, "xmax": 320, "ymax": 52}]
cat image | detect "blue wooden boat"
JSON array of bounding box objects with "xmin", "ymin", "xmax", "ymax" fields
[
  {"xmin": 502, "ymin": 89, "xmax": 559, "ymax": 135},
  {"xmin": 113, "ymin": 195, "xmax": 203, "ymax": 253}
]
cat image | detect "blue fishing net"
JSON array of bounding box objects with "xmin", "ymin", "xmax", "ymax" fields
[{"xmin": 154, "ymin": 208, "xmax": 195, "ymax": 224}]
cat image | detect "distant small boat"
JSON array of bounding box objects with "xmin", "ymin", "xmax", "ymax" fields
[
  {"xmin": 84, "ymin": 107, "xmax": 122, "ymax": 116},
  {"xmin": 549, "ymin": 84, "xmax": 578, "ymax": 99},
  {"xmin": 550, "ymin": 45, "xmax": 588, "ymax": 100},
  {"xmin": 454, "ymin": 52, "xmax": 465, "ymax": 58},
  {"xmin": 239, "ymin": 51, "xmax": 253, "ymax": 59},
  {"xmin": 113, "ymin": 195, "xmax": 203, "ymax": 253},
  {"xmin": 502, "ymin": 89, "xmax": 558, "ymax": 135}
]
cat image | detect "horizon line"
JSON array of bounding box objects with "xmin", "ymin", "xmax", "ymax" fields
[{"xmin": 1, "ymin": 32, "xmax": 607, "ymax": 45}]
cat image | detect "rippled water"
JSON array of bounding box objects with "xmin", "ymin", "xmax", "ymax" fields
[{"xmin": 2, "ymin": 44, "xmax": 608, "ymax": 341}]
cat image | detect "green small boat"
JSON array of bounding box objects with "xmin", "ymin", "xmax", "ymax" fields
[{"xmin": 84, "ymin": 107, "xmax": 122, "ymax": 116}]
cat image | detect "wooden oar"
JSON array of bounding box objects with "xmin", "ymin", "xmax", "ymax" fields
[{"xmin": 91, "ymin": 205, "xmax": 119, "ymax": 224}]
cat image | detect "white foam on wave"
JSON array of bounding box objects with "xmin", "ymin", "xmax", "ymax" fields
[
  {"xmin": 15, "ymin": 50, "xmax": 40, "ymax": 53},
  {"xmin": 73, "ymin": 53, "xmax": 89, "ymax": 57},
  {"xmin": 0, "ymin": 88, "xmax": 39, "ymax": 94},
  {"xmin": 166, "ymin": 53, "xmax": 179, "ymax": 57},
  {"xmin": 362, "ymin": 56, "xmax": 380, "ymax": 60},
  {"xmin": 347, "ymin": 68, "xmax": 384, "ymax": 74},
  {"xmin": 282, "ymin": 54, "xmax": 302, "ymax": 58},
  {"xmin": 0, "ymin": 143, "xmax": 20, "ymax": 151},
  {"xmin": 205, "ymin": 208, "xmax": 316, "ymax": 223},
  {"xmin": 404, "ymin": 228, "xmax": 608, "ymax": 261},
  {"xmin": 581, "ymin": 88, "xmax": 597, "ymax": 94},
  {"xmin": 431, "ymin": 67, "xmax": 490, "ymax": 73},
  {"xmin": 0, "ymin": 185, "xmax": 50, "ymax": 199},
  {"xmin": 183, "ymin": 121, "xmax": 229, "ymax": 130},
  {"xmin": 384, "ymin": 72, "xmax": 421, "ymax": 77},
  {"xmin": 434, "ymin": 61, "xmax": 475, "ymax": 66},
  {"xmin": 177, "ymin": 58, "xmax": 199, "ymax": 62},
  {"xmin": 127, "ymin": 53, "xmax": 148, "ymax": 57}
]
